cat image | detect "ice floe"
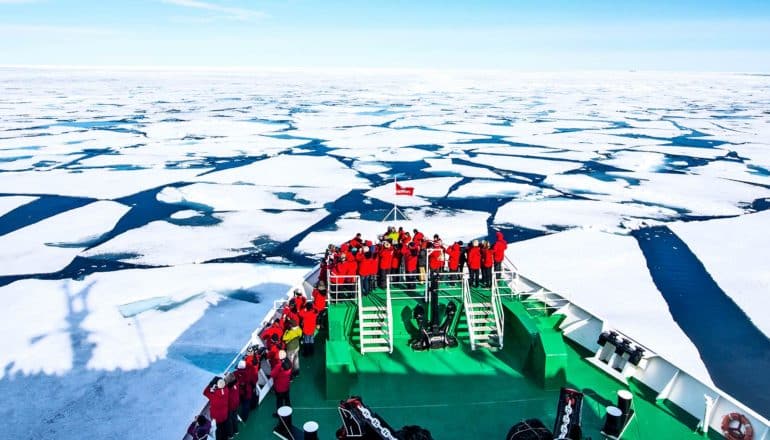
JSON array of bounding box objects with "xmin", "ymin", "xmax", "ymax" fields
[
  {"xmin": 83, "ymin": 208, "xmax": 326, "ymax": 266},
  {"xmin": 506, "ymin": 229, "xmax": 713, "ymax": 385},
  {"xmin": 0, "ymin": 167, "xmax": 209, "ymax": 199},
  {"xmin": 0, "ymin": 195, "xmax": 38, "ymax": 217},
  {"xmin": 423, "ymin": 158, "xmax": 502, "ymax": 179},
  {"xmin": 494, "ymin": 198, "xmax": 675, "ymax": 233},
  {"xmin": 158, "ymin": 183, "xmax": 349, "ymax": 211},
  {"xmin": 670, "ymin": 210, "xmax": 770, "ymax": 339},
  {"xmin": 464, "ymin": 153, "xmax": 583, "ymax": 175},
  {"xmin": 200, "ymin": 154, "xmax": 369, "ymax": 189},
  {"xmin": 0, "ymin": 201, "xmax": 130, "ymax": 276},
  {"xmin": 448, "ymin": 180, "xmax": 545, "ymax": 199}
]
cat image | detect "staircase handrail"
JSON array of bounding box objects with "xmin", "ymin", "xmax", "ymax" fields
[
  {"xmin": 490, "ymin": 271, "xmax": 505, "ymax": 349},
  {"xmin": 386, "ymin": 279, "xmax": 394, "ymax": 353},
  {"xmin": 357, "ymin": 276, "xmax": 365, "ymax": 354},
  {"xmin": 461, "ymin": 275, "xmax": 475, "ymax": 351}
]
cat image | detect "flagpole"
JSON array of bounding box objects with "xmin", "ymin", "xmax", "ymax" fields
[{"xmin": 393, "ymin": 176, "xmax": 398, "ymax": 221}]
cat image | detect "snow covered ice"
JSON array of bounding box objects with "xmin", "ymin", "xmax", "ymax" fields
[{"xmin": 2, "ymin": 68, "xmax": 770, "ymax": 437}]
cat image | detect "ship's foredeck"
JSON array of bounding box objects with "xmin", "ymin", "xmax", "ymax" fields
[{"xmin": 238, "ymin": 286, "xmax": 720, "ymax": 439}]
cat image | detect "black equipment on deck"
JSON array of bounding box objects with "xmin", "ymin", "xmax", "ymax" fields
[
  {"xmin": 410, "ymin": 273, "xmax": 458, "ymax": 350},
  {"xmin": 552, "ymin": 387, "xmax": 584, "ymax": 439},
  {"xmin": 505, "ymin": 419, "xmax": 554, "ymax": 440},
  {"xmin": 336, "ymin": 396, "xmax": 433, "ymax": 440}
]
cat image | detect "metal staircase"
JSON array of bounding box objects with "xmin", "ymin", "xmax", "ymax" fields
[
  {"xmin": 358, "ymin": 278, "xmax": 394, "ymax": 354},
  {"xmin": 462, "ymin": 276, "xmax": 502, "ymax": 350}
]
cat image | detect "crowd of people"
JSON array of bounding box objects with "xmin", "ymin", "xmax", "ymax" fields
[
  {"xmin": 197, "ymin": 226, "xmax": 509, "ymax": 439},
  {"xmin": 320, "ymin": 226, "xmax": 508, "ymax": 293},
  {"xmin": 199, "ymin": 284, "xmax": 328, "ymax": 440}
]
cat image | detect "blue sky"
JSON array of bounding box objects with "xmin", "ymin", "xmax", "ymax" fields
[{"xmin": 1, "ymin": 0, "xmax": 769, "ymax": 71}]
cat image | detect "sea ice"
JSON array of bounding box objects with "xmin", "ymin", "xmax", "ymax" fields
[
  {"xmin": 494, "ymin": 198, "xmax": 675, "ymax": 233},
  {"xmin": 82, "ymin": 209, "xmax": 327, "ymax": 266},
  {"xmin": 448, "ymin": 180, "xmax": 544, "ymax": 199},
  {"xmin": 0, "ymin": 195, "xmax": 38, "ymax": 217},
  {"xmin": 158, "ymin": 183, "xmax": 350, "ymax": 211},
  {"xmin": 200, "ymin": 154, "xmax": 369, "ymax": 189},
  {"xmin": 670, "ymin": 211, "xmax": 770, "ymax": 339},
  {"xmin": 0, "ymin": 167, "xmax": 209, "ymax": 199},
  {"xmin": 464, "ymin": 154, "xmax": 583, "ymax": 175},
  {"xmin": 423, "ymin": 158, "xmax": 503, "ymax": 179},
  {"xmin": 0, "ymin": 201, "xmax": 130, "ymax": 276}
]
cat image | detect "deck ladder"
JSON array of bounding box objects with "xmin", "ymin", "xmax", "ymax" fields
[
  {"xmin": 358, "ymin": 277, "xmax": 393, "ymax": 354},
  {"xmin": 463, "ymin": 276, "xmax": 501, "ymax": 350}
]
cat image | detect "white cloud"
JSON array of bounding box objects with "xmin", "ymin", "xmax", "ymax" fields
[{"xmin": 161, "ymin": 0, "xmax": 265, "ymax": 21}]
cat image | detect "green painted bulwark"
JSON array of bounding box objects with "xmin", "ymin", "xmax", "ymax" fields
[
  {"xmin": 326, "ymin": 340, "xmax": 355, "ymax": 399},
  {"xmin": 328, "ymin": 301, "xmax": 357, "ymax": 342},
  {"xmin": 529, "ymin": 329, "xmax": 568, "ymax": 389}
]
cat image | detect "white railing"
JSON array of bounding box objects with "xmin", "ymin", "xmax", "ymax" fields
[
  {"xmin": 386, "ymin": 280, "xmax": 394, "ymax": 354},
  {"xmin": 490, "ymin": 272, "xmax": 505, "ymax": 349},
  {"xmin": 357, "ymin": 276, "xmax": 365, "ymax": 355},
  {"xmin": 461, "ymin": 275, "xmax": 476, "ymax": 351},
  {"xmin": 327, "ymin": 270, "xmax": 359, "ymax": 304},
  {"xmin": 386, "ymin": 272, "xmax": 424, "ymax": 300}
]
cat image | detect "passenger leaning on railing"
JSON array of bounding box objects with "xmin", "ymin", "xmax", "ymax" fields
[{"xmin": 224, "ymin": 373, "xmax": 240, "ymax": 437}]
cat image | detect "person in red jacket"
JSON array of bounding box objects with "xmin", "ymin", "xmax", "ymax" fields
[
  {"xmin": 260, "ymin": 319, "xmax": 284, "ymax": 348},
  {"xmin": 312, "ymin": 282, "xmax": 327, "ymax": 312},
  {"xmin": 234, "ymin": 360, "xmax": 252, "ymax": 421},
  {"xmin": 267, "ymin": 337, "xmax": 284, "ymax": 369},
  {"xmin": 243, "ymin": 346, "xmax": 261, "ymax": 411},
  {"xmin": 377, "ymin": 241, "xmax": 394, "ymax": 289},
  {"xmin": 404, "ymin": 241, "xmax": 419, "ymax": 292},
  {"xmin": 428, "ymin": 243, "xmax": 445, "ymax": 274},
  {"xmin": 337, "ymin": 253, "xmax": 357, "ymax": 296},
  {"xmin": 492, "ymin": 231, "xmax": 507, "ymax": 273},
  {"xmin": 358, "ymin": 248, "xmax": 377, "ymax": 295},
  {"xmin": 225, "ymin": 372, "xmax": 240, "ymax": 437},
  {"xmin": 446, "ymin": 241, "xmax": 463, "ymax": 285},
  {"xmin": 300, "ymin": 303, "xmax": 318, "ymax": 356},
  {"xmin": 413, "ymin": 229, "xmax": 424, "ymax": 246},
  {"xmin": 203, "ymin": 377, "xmax": 230, "ymax": 440},
  {"xmin": 481, "ymin": 240, "xmax": 495, "ymax": 288},
  {"xmin": 467, "ymin": 240, "xmax": 482, "ymax": 288},
  {"xmin": 293, "ymin": 288, "xmax": 307, "ymax": 311},
  {"xmin": 271, "ymin": 352, "xmax": 293, "ymax": 411}
]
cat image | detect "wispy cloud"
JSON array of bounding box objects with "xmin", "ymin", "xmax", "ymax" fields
[
  {"xmin": 161, "ymin": 0, "xmax": 265, "ymax": 21},
  {"xmin": 0, "ymin": 0, "xmax": 38, "ymax": 4},
  {"xmin": 0, "ymin": 24, "xmax": 118, "ymax": 35}
]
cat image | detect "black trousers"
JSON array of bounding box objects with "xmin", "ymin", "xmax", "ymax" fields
[
  {"xmin": 215, "ymin": 419, "xmax": 229, "ymax": 440},
  {"xmin": 469, "ymin": 269, "xmax": 480, "ymax": 287},
  {"xmin": 377, "ymin": 268, "xmax": 390, "ymax": 288},
  {"xmin": 275, "ymin": 390, "xmax": 291, "ymax": 410},
  {"xmin": 482, "ymin": 267, "xmax": 492, "ymax": 287}
]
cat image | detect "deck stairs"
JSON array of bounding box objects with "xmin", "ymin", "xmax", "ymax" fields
[
  {"xmin": 357, "ymin": 279, "xmax": 394, "ymax": 354},
  {"xmin": 463, "ymin": 276, "xmax": 503, "ymax": 350}
]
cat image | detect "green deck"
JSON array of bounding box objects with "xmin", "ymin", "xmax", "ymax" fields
[{"xmin": 237, "ymin": 285, "xmax": 719, "ymax": 439}]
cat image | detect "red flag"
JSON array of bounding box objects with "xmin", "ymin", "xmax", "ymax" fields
[{"xmin": 395, "ymin": 182, "xmax": 414, "ymax": 196}]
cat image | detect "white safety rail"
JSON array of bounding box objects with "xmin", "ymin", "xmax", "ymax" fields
[
  {"xmin": 461, "ymin": 275, "xmax": 477, "ymax": 351},
  {"xmin": 359, "ymin": 276, "xmax": 392, "ymax": 354},
  {"xmin": 489, "ymin": 272, "xmax": 505, "ymax": 349},
  {"xmin": 385, "ymin": 272, "xmax": 425, "ymax": 300},
  {"xmin": 327, "ymin": 271, "xmax": 360, "ymax": 304},
  {"xmin": 500, "ymin": 260, "xmax": 770, "ymax": 438}
]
